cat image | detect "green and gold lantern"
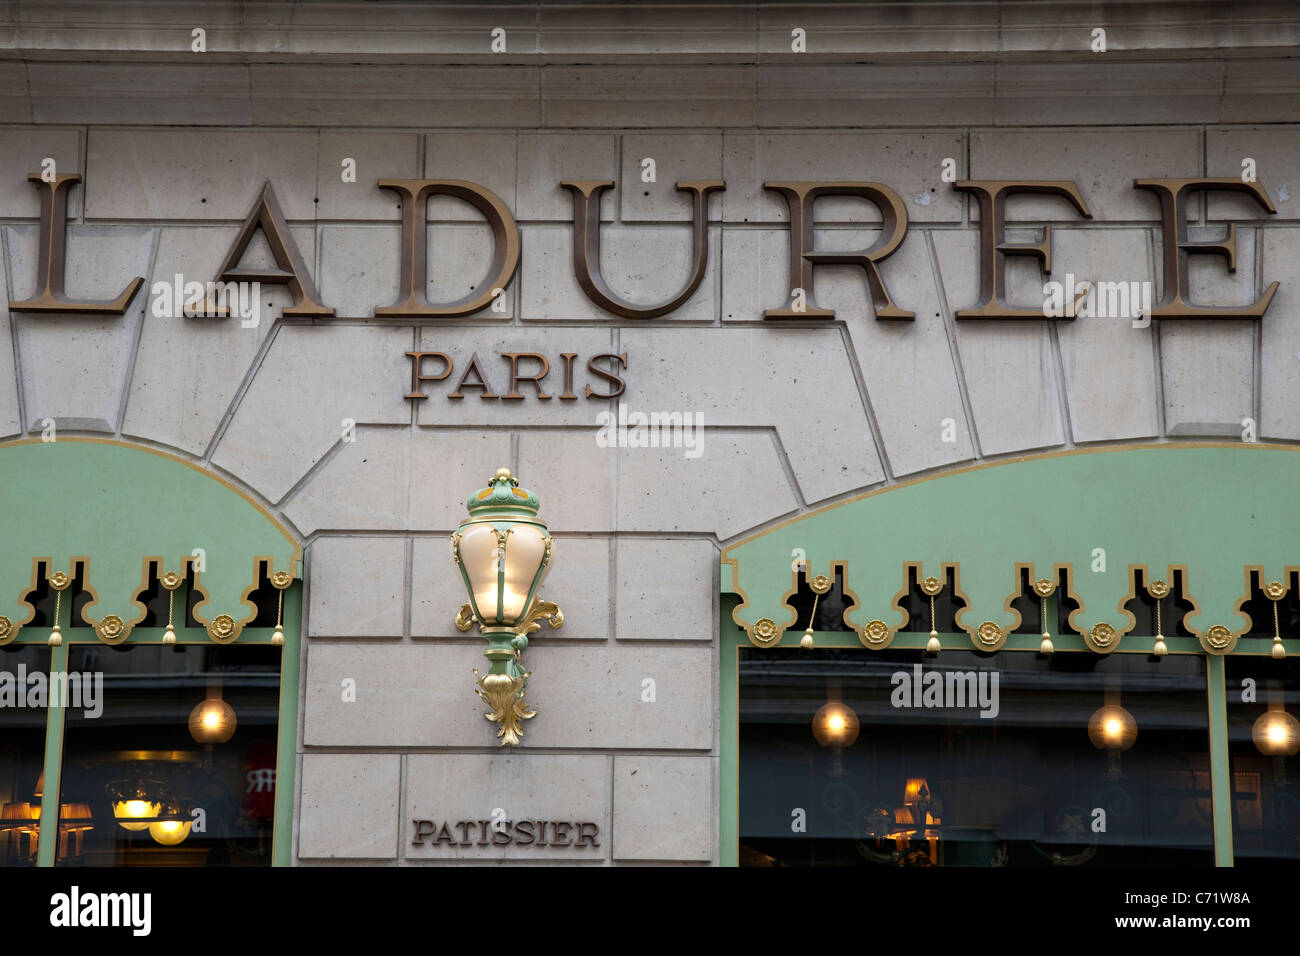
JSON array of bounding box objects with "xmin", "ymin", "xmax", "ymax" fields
[{"xmin": 450, "ymin": 468, "xmax": 563, "ymax": 746}]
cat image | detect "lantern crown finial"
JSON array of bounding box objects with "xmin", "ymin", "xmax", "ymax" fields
[{"xmin": 465, "ymin": 466, "xmax": 540, "ymax": 520}]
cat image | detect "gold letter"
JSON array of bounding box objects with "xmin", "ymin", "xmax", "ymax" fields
[
  {"xmin": 764, "ymin": 182, "xmax": 912, "ymax": 320},
  {"xmin": 376, "ymin": 180, "xmax": 519, "ymax": 318},
  {"xmin": 501, "ymin": 352, "xmax": 551, "ymax": 400},
  {"xmin": 563, "ymin": 180, "xmax": 722, "ymax": 318},
  {"xmin": 1136, "ymin": 177, "xmax": 1278, "ymax": 319},
  {"xmin": 954, "ymin": 181, "xmax": 1091, "ymax": 319},
  {"xmin": 9, "ymin": 174, "xmax": 143, "ymax": 314},
  {"xmin": 217, "ymin": 181, "xmax": 332, "ymax": 316},
  {"xmin": 405, "ymin": 351, "xmax": 452, "ymax": 401}
]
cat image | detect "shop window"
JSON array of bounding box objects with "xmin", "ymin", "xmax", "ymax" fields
[
  {"xmin": 0, "ymin": 645, "xmax": 53, "ymax": 867},
  {"xmin": 55, "ymin": 644, "xmax": 281, "ymax": 866},
  {"xmin": 738, "ymin": 646, "xmax": 1212, "ymax": 866},
  {"xmin": 0, "ymin": 437, "xmax": 302, "ymax": 867},
  {"xmin": 1223, "ymin": 656, "xmax": 1300, "ymax": 865}
]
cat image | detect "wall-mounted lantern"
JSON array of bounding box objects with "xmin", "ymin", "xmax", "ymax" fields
[{"xmin": 450, "ymin": 468, "xmax": 563, "ymax": 746}]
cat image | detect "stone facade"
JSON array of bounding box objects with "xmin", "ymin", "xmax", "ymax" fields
[{"xmin": 3, "ymin": 0, "xmax": 1299, "ymax": 864}]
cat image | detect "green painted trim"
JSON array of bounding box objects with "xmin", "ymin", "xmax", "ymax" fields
[
  {"xmin": 724, "ymin": 444, "xmax": 1300, "ymax": 653},
  {"xmin": 7, "ymin": 628, "xmax": 297, "ymax": 645},
  {"xmin": 742, "ymin": 628, "xmax": 1217, "ymax": 654},
  {"xmin": 272, "ymin": 583, "xmax": 301, "ymax": 867},
  {"xmin": 0, "ymin": 439, "xmax": 304, "ymax": 868},
  {"xmin": 720, "ymin": 595, "xmax": 740, "ymax": 867},
  {"xmin": 36, "ymin": 641, "xmax": 68, "ymax": 868},
  {"xmin": 1206, "ymin": 655, "xmax": 1234, "ymax": 867},
  {"xmin": 0, "ymin": 439, "xmax": 300, "ymax": 645}
]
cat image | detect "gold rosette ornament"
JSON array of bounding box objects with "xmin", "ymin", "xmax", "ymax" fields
[
  {"xmin": 207, "ymin": 613, "xmax": 237, "ymax": 643},
  {"xmin": 974, "ymin": 620, "xmax": 1006, "ymax": 652},
  {"xmin": 96, "ymin": 614, "xmax": 127, "ymax": 645},
  {"xmin": 752, "ymin": 617, "xmax": 779, "ymax": 646},
  {"xmin": 858, "ymin": 619, "xmax": 892, "ymax": 649},
  {"xmin": 1204, "ymin": 624, "xmax": 1235, "ymax": 654}
]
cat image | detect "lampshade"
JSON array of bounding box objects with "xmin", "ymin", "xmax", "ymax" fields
[
  {"xmin": 148, "ymin": 819, "xmax": 192, "ymax": 846},
  {"xmin": 110, "ymin": 799, "xmax": 158, "ymax": 831},
  {"xmin": 1253, "ymin": 708, "xmax": 1300, "ymax": 757},
  {"xmin": 60, "ymin": 803, "xmax": 93, "ymax": 827},
  {"xmin": 812, "ymin": 701, "xmax": 860, "ymax": 747},
  {"xmin": 145, "ymin": 793, "xmax": 193, "ymax": 846},
  {"xmin": 1088, "ymin": 703, "xmax": 1138, "ymax": 752},
  {"xmin": 189, "ymin": 696, "xmax": 237, "ymax": 744},
  {"xmin": 1, "ymin": 801, "xmax": 39, "ymax": 832},
  {"xmin": 107, "ymin": 776, "xmax": 166, "ymax": 831},
  {"xmin": 57, "ymin": 803, "xmax": 94, "ymax": 859},
  {"xmin": 451, "ymin": 469, "xmax": 553, "ymax": 629}
]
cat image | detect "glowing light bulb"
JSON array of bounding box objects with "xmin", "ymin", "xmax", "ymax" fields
[
  {"xmin": 148, "ymin": 819, "xmax": 192, "ymax": 846},
  {"xmin": 812, "ymin": 701, "xmax": 860, "ymax": 748},
  {"xmin": 112, "ymin": 797, "xmax": 161, "ymax": 831},
  {"xmin": 188, "ymin": 697, "xmax": 237, "ymax": 744},
  {"xmin": 1088, "ymin": 703, "xmax": 1137, "ymax": 752}
]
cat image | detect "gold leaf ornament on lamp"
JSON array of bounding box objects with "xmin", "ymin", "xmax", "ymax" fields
[{"xmin": 450, "ymin": 468, "xmax": 563, "ymax": 746}]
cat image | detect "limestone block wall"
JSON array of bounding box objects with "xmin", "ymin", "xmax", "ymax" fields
[{"xmin": 3, "ymin": 0, "xmax": 1300, "ymax": 866}]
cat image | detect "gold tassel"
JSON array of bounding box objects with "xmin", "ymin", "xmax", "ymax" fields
[
  {"xmin": 1273, "ymin": 597, "xmax": 1286, "ymax": 659},
  {"xmin": 1039, "ymin": 594, "xmax": 1054, "ymax": 655},
  {"xmin": 48, "ymin": 589, "xmax": 62, "ymax": 646},
  {"xmin": 926, "ymin": 591, "xmax": 940, "ymax": 653},
  {"xmin": 1151, "ymin": 590, "xmax": 1167, "ymax": 656},
  {"xmin": 163, "ymin": 586, "xmax": 177, "ymax": 645},
  {"xmin": 272, "ymin": 587, "xmax": 285, "ymax": 646}
]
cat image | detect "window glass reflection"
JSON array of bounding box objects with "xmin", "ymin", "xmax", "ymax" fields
[
  {"xmin": 56, "ymin": 644, "xmax": 280, "ymax": 866},
  {"xmin": 1225, "ymin": 656, "xmax": 1300, "ymax": 865},
  {"xmin": 739, "ymin": 647, "xmax": 1212, "ymax": 866},
  {"xmin": 0, "ymin": 645, "xmax": 53, "ymax": 867}
]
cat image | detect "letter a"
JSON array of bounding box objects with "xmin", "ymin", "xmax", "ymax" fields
[{"xmin": 216, "ymin": 181, "xmax": 333, "ymax": 317}]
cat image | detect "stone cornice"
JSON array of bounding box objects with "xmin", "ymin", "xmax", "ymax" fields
[
  {"xmin": 3, "ymin": 1, "xmax": 1299, "ymax": 126},
  {"xmin": 0, "ymin": 0, "xmax": 1298, "ymax": 64}
]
